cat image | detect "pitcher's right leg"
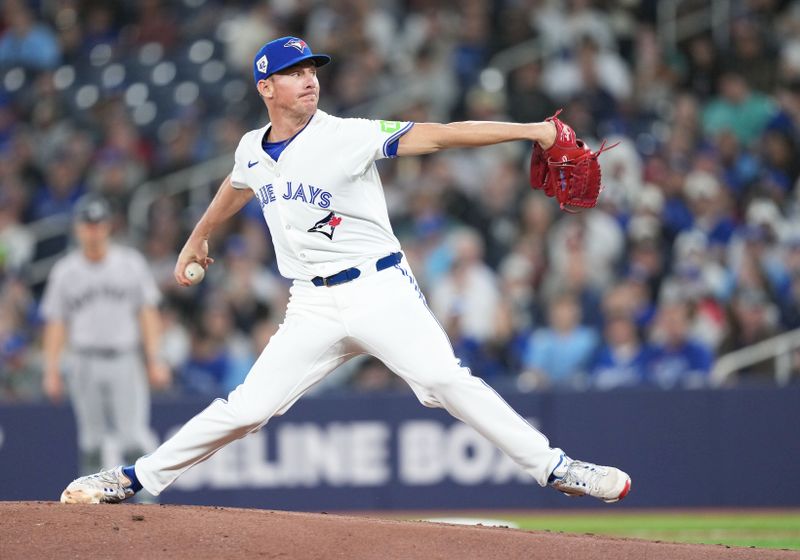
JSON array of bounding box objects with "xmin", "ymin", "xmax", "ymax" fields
[{"xmin": 135, "ymin": 309, "xmax": 352, "ymax": 495}]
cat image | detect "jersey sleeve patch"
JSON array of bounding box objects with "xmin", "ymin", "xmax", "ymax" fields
[{"xmin": 379, "ymin": 120, "xmax": 403, "ymax": 133}]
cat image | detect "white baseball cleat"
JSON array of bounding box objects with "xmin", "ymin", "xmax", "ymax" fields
[
  {"xmin": 549, "ymin": 455, "xmax": 631, "ymax": 503},
  {"xmin": 60, "ymin": 466, "xmax": 136, "ymax": 504}
]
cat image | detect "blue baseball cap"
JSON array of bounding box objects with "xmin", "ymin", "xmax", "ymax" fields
[{"xmin": 253, "ymin": 37, "xmax": 331, "ymax": 84}]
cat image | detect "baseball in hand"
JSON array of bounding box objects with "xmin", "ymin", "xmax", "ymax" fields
[{"xmin": 184, "ymin": 262, "xmax": 205, "ymax": 285}]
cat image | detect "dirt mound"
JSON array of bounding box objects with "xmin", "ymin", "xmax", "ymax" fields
[{"xmin": 1, "ymin": 502, "xmax": 797, "ymax": 559}]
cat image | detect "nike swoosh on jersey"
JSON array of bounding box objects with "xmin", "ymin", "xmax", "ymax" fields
[{"xmin": 248, "ymin": 160, "xmax": 258, "ymax": 168}]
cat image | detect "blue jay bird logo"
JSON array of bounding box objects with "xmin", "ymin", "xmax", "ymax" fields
[
  {"xmin": 284, "ymin": 38, "xmax": 308, "ymax": 53},
  {"xmin": 308, "ymin": 211, "xmax": 342, "ymax": 240}
]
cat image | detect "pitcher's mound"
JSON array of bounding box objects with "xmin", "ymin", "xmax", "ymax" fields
[{"xmin": 1, "ymin": 501, "xmax": 796, "ymax": 559}]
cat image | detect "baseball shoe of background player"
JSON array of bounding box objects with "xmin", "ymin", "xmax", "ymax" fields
[
  {"xmin": 548, "ymin": 454, "xmax": 631, "ymax": 503},
  {"xmin": 60, "ymin": 466, "xmax": 136, "ymax": 504}
]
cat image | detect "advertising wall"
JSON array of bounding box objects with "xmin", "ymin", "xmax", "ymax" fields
[{"xmin": 1, "ymin": 386, "xmax": 798, "ymax": 510}]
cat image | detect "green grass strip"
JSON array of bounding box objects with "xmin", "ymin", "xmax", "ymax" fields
[{"xmin": 504, "ymin": 512, "xmax": 800, "ymax": 551}]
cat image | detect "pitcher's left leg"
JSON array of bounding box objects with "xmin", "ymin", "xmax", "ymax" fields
[{"xmin": 345, "ymin": 266, "xmax": 562, "ymax": 486}]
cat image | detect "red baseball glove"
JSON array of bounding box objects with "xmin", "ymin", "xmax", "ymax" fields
[{"xmin": 529, "ymin": 110, "xmax": 618, "ymax": 212}]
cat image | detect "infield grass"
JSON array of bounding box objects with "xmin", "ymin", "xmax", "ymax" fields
[{"xmin": 502, "ymin": 511, "xmax": 800, "ymax": 551}]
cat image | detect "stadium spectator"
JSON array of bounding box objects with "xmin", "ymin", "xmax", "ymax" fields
[
  {"xmin": 726, "ymin": 18, "xmax": 779, "ymax": 94},
  {"xmin": 0, "ymin": 278, "xmax": 38, "ymax": 400},
  {"xmin": 590, "ymin": 313, "xmax": 652, "ymax": 390},
  {"xmin": 506, "ymin": 61, "xmax": 558, "ymax": 125},
  {"xmin": 347, "ymin": 356, "xmax": 407, "ymax": 394},
  {"xmin": 759, "ymin": 129, "xmax": 799, "ymax": 199},
  {"xmin": 180, "ymin": 298, "xmax": 248, "ymax": 397},
  {"xmin": 702, "ymin": 71, "xmax": 776, "ymax": 146},
  {"xmin": 681, "ymin": 171, "xmax": 736, "ymax": 250},
  {"xmin": 222, "ymin": 317, "xmax": 279, "ymax": 395},
  {"xmin": 780, "ymin": 269, "xmax": 800, "ymax": 330},
  {"xmin": 546, "ymin": 210, "xmax": 624, "ymax": 290},
  {"xmin": 129, "ymin": 0, "xmax": 179, "ymax": 50},
  {"xmin": 0, "ymin": 191, "xmax": 34, "ymax": 274},
  {"xmin": 79, "ymin": 4, "xmax": 121, "ymax": 55},
  {"xmin": 217, "ymin": 234, "xmax": 288, "ymax": 333},
  {"xmin": 0, "ymin": 1, "xmax": 60, "ymax": 70},
  {"xmin": 520, "ymin": 291, "xmax": 598, "ymax": 390},
  {"xmin": 430, "ymin": 227, "xmax": 500, "ymax": 345},
  {"xmin": 681, "ymin": 35, "xmax": 722, "ymax": 101},
  {"xmin": 646, "ymin": 300, "xmax": 714, "ymax": 389}
]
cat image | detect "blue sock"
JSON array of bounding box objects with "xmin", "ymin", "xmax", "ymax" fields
[{"xmin": 122, "ymin": 465, "xmax": 143, "ymax": 493}]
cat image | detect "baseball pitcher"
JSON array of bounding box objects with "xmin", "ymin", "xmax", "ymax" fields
[{"xmin": 61, "ymin": 37, "xmax": 630, "ymax": 505}]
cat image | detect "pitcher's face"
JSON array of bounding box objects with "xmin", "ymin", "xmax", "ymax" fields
[{"xmin": 259, "ymin": 60, "xmax": 319, "ymax": 118}]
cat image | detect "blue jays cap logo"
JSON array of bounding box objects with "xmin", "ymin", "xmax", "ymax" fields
[
  {"xmin": 284, "ymin": 38, "xmax": 308, "ymax": 53},
  {"xmin": 308, "ymin": 211, "xmax": 342, "ymax": 240}
]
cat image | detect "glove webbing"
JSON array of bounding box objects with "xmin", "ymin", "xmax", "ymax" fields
[{"xmin": 553, "ymin": 139, "xmax": 620, "ymax": 212}]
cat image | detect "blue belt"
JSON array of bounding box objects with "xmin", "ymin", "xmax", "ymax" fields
[{"xmin": 311, "ymin": 252, "xmax": 402, "ymax": 287}]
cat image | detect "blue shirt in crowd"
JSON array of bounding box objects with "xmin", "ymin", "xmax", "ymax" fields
[
  {"xmin": 590, "ymin": 344, "xmax": 654, "ymax": 390},
  {"xmin": 646, "ymin": 340, "xmax": 714, "ymax": 389},
  {"xmin": 524, "ymin": 327, "xmax": 598, "ymax": 385}
]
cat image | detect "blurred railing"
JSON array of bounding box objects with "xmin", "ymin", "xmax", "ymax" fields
[
  {"xmin": 711, "ymin": 328, "xmax": 800, "ymax": 387},
  {"xmin": 25, "ymin": 213, "xmax": 72, "ymax": 285},
  {"xmin": 22, "ymin": 155, "xmax": 231, "ymax": 285},
  {"xmin": 127, "ymin": 154, "xmax": 232, "ymax": 245}
]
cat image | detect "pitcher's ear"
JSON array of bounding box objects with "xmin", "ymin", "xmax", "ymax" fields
[{"xmin": 257, "ymin": 79, "xmax": 273, "ymax": 99}]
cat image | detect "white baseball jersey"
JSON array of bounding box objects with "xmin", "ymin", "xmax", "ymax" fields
[{"xmin": 230, "ymin": 109, "xmax": 413, "ymax": 280}]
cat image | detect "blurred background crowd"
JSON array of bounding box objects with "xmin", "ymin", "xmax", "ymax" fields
[{"xmin": 1, "ymin": 0, "xmax": 800, "ymax": 402}]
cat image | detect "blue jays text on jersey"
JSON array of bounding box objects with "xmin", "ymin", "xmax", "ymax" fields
[{"xmin": 256, "ymin": 181, "xmax": 332, "ymax": 210}]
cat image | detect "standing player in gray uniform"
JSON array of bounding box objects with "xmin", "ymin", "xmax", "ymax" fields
[
  {"xmin": 61, "ymin": 37, "xmax": 631, "ymax": 505},
  {"xmin": 42, "ymin": 194, "xmax": 171, "ymax": 475}
]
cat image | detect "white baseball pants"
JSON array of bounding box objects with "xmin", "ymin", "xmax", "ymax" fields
[{"xmin": 136, "ymin": 257, "xmax": 562, "ymax": 494}]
